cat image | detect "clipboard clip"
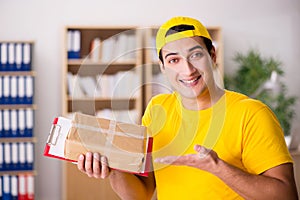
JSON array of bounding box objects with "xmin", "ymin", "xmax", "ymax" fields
[{"xmin": 47, "ymin": 124, "xmax": 61, "ymax": 145}]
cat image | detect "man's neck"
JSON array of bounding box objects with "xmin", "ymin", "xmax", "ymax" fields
[{"xmin": 181, "ymin": 87, "xmax": 225, "ymax": 111}]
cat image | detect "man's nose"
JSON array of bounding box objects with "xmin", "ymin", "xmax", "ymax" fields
[{"xmin": 180, "ymin": 59, "xmax": 196, "ymax": 75}]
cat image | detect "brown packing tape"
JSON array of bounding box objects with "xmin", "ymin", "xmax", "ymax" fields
[{"xmin": 64, "ymin": 113, "xmax": 148, "ymax": 173}]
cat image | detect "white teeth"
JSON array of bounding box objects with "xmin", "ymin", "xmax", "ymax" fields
[{"xmin": 182, "ymin": 77, "xmax": 199, "ymax": 84}]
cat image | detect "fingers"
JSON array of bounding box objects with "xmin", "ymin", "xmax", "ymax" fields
[
  {"xmin": 194, "ymin": 145, "xmax": 209, "ymax": 159},
  {"xmin": 93, "ymin": 153, "xmax": 101, "ymax": 178},
  {"xmin": 77, "ymin": 154, "xmax": 85, "ymax": 172},
  {"xmin": 77, "ymin": 152, "xmax": 110, "ymax": 179},
  {"xmin": 100, "ymin": 156, "xmax": 110, "ymax": 179},
  {"xmin": 85, "ymin": 152, "xmax": 94, "ymax": 177}
]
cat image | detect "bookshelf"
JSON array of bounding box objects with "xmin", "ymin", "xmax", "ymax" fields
[
  {"xmin": 62, "ymin": 26, "xmax": 223, "ymax": 199},
  {"xmin": 0, "ymin": 41, "xmax": 36, "ymax": 199},
  {"xmin": 143, "ymin": 27, "xmax": 224, "ymax": 106},
  {"xmin": 62, "ymin": 26, "xmax": 143, "ymax": 200}
]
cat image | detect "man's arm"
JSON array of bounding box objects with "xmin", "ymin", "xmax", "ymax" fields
[
  {"xmin": 155, "ymin": 145, "xmax": 298, "ymax": 200},
  {"xmin": 217, "ymin": 159, "xmax": 297, "ymax": 200},
  {"xmin": 109, "ymin": 169, "xmax": 156, "ymax": 200},
  {"xmin": 77, "ymin": 152, "xmax": 156, "ymax": 200}
]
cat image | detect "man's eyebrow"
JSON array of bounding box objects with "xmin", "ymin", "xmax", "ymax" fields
[
  {"xmin": 165, "ymin": 52, "xmax": 178, "ymax": 59},
  {"xmin": 188, "ymin": 45, "xmax": 204, "ymax": 52},
  {"xmin": 164, "ymin": 45, "xmax": 204, "ymax": 59}
]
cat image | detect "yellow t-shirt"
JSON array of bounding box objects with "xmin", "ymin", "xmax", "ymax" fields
[{"xmin": 142, "ymin": 90, "xmax": 293, "ymax": 200}]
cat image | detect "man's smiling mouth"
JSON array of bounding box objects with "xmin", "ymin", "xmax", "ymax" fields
[{"xmin": 180, "ymin": 75, "xmax": 201, "ymax": 86}]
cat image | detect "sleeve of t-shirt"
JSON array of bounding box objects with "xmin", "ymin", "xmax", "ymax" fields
[
  {"xmin": 242, "ymin": 105, "xmax": 293, "ymax": 174},
  {"xmin": 142, "ymin": 98, "xmax": 153, "ymax": 127}
]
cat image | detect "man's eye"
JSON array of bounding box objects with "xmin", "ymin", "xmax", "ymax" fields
[
  {"xmin": 190, "ymin": 52, "xmax": 203, "ymax": 60},
  {"xmin": 168, "ymin": 58, "xmax": 178, "ymax": 64}
]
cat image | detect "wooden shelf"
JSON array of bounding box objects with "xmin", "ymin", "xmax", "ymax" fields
[
  {"xmin": 0, "ymin": 137, "xmax": 37, "ymax": 143},
  {"xmin": 0, "ymin": 71, "xmax": 37, "ymax": 76},
  {"xmin": 67, "ymin": 98, "xmax": 136, "ymax": 114},
  {"xmin": 0, "ymin": 104, "xmax": 37, "ymax": 110},
  {"xmin": 0, "ymin": 170, "xmax": 37, "ymax": 176},
  {"xmin": 67, "ymin": 61, "xmax": 136, "ymax": 76},
  {"xmin": 68, "ymin": 59, "xmax": 137, "ymax": 65}
]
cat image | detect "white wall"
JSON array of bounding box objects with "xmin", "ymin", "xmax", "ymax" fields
[{"xmin": 0, "ymin": 0, "xmax": 299, "ymax": 199}]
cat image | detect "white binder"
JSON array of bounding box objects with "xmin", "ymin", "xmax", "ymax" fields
[
  {"xmin": 25, "ymin": 76, "xmax": 33, "ymax": 104},
  {"xmin": 26, "ymin": 142, "xmax": 34, "ymax": 169},
  {"xmin": 18, "ymin": 109, "xmax": 26, "ymax": 136},
  {"xmin": 23, "ymin": 43, "xmax": 31, "ymax": 69},
  {"xmin": 18, "ymin": 142, "xmax": 26, "ymax": 169},
  {"xmin": 3, "ymin": 76, "xmax": 10, "ymax": 104},
  {"xmin": 15, "ymin": 43, "xmax": 22, "ymax": 70},
  {"xmin": 0, "ymin": 76, "xmax": 2, "ymax": 103},
  {"xmin": 26, "ymin": 109, "xmax": 33, "ymax": 136},
  {"xmin": 3, "ymin": 110, "xmax": 10, "ymax": 137},
  {"xmin": 11, "ymin": 175, "xmax": 18, "ymax": 199},
  {"xmin": 11, "ymin": 143, "xmax": 18, "ymax": 169},
  {"xmin": 1, "ymin": 43, "xmax": 8, "ymax": 68},
  {"xmin": 0, "ymin": 144, "xmax": 3, "ymax": 170},
  {"xmin": 11, "ymin": 110, "xmax": 18, "ymax": 137},
  {"xmin": 4, "ymin": 143, "xmax": 11, "ymax": 169},
  {"xmin": 18, "ymin": 76, "xmax": 25, "ymax": 103},
  {"xmin": 10, "ymin": 76, "xmax": 18, "ymax": 104},
  {"xmin": 8, "ymin": 43, "xmax": 15, "ymax": 70},
  {"xmin": 2, "ymin": 175, "xmax": 11, "ymax": 199}
]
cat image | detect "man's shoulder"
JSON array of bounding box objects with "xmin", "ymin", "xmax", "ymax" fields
[{"xmin": 226, "ymin": 90, "xmax": 267, "ymax": 111}]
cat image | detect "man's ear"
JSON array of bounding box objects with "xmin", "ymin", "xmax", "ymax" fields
[
  {"xmin": 159, "ymin": 60, "xmax": 165, "ymax": 73},
  {"xmin": 210, "ymin": 46, "xmax": 217, "ymax": 64}
]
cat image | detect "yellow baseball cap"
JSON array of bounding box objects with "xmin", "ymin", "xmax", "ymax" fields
[{"xmin": 156, "ymin": 16, "xmax": 212, "ymax": 56}]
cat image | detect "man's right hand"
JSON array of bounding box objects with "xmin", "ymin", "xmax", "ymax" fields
[{"xmin": 77, "ymin": 152, "xmax": 110, "ymax": 179}]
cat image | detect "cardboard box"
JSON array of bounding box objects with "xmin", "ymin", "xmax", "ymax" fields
[{"xmin": 44, "ymin": 113, "xmax": 152, "ymax": 175}]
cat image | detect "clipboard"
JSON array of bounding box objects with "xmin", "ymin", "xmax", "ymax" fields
[{"xmin": 44, "ymin": 113, "xmax": 152, "ymax": 176}]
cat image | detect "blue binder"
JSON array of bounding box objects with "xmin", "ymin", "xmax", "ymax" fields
[
  {"xmin": 0, "ymin": 110, "xmax": 3, "ymax": 138},
  {"xmin": 10, "ymin": 77, "xmax": 18, "ymax": 105},
  {"xmin": 3, "ymin": 143, "xmax": 12, "ymax": 170},
  {"xmin": 0, "ymin": 43, "xmax": 1, "ymax": 70},
  {"xmin": 25, "ymin": 109, "xmax": 33, "ymax": 137},
  {"xmin": 11, "ymin": 143, "xmax": 18, "ymax": 170},
  {"xmin": 67, "ymin": 30, "xmax": 81, "ymax": 59},
  {"xmin": 0, "ymin": 76, "xmax": 3, "ymax": 104},
  {"xmin": 8, "ymin": 43, "xmax": 15, "ymax": 71},
  {"xmin": 3, "ymin": 110, "xmax": 11, "ymax": 138},
  {"xmin": 15, "ymin": 43, "xmax": 22, "ymax": 71},
  {"xmin": 2, "ymin": 175, "xmax": 11, "ymax": 200},
  {"xmin": 18, "ymin": 142, "xmax": 26, "ymax": 170},
  {"xmin": 0, "ymin": 43, "xmax": 9, "ymax": 71},
  {"xmin": 22, "ymin": 43, "xmax": 31, "ymax": 71},
  {"xmin": 0, "ymin": 144, "xmax": 3, "ymax": 170},
  {"xmin": 24, "ymin": 76, "xmax": 33, "ymax": 104},
  {"xmin": 26, "ymin": 142, "xmax": 34, "ymax": 170},
  {"xmin": 17, "ymin": 109, "xmax": 26, "ymax": 137},
  {"xmin": 2, "ymin": 76, "xmax": 10, "ymax": 105},
  {"xmin": 17, "ymin": 76, "xmax": 25, "ymax": 105},
  {"xmin": 10, "ymin": 175, "xmax": 18, "ymax": 200},
  {"xmin": 10, "ymin": 110, "xmax": 18, "ymax": 138}
]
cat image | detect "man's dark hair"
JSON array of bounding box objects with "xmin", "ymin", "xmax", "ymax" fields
[{"xmin": 158, "ymin": 24, "xmax": 213, "ymax": 63}]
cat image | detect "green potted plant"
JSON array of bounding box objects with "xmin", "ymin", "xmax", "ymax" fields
[{"xmin": 224, "ymin": 49, "xmax": 297, "ymax": 136}]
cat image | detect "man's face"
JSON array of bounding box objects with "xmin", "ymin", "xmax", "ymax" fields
[{"xmin": 160, "ymin": 36, "xmax": 215, "ymax": 99}]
